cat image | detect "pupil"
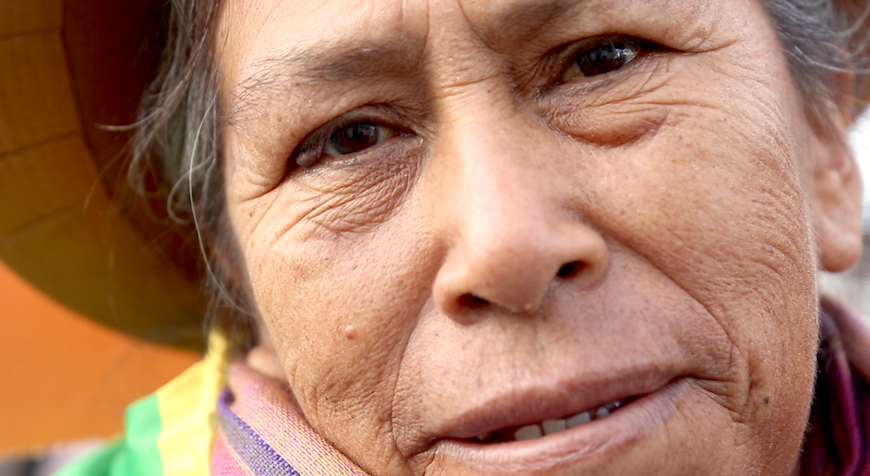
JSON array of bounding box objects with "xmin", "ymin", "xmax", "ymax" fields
[
  {"xmin": 577, "ymin": 44, "xmax": 630, "ymax": 77},
  {"xmin": 329, "ymin": 122, "xmax": 380, "ymax": 155}
]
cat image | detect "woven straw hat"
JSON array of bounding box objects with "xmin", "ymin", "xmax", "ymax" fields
[{"xmin": 0, "ymin": 0, "xmax": 206, "ymax": 350}]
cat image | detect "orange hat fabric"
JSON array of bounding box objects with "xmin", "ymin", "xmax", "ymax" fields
[{"xmin": 0, "ymin": 0, "xmax": 207, "ymax": 350}]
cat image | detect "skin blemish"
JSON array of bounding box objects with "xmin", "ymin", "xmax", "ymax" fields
[
  {"xmin": 763, "ymin": 397, "xmax": 770, "ymax": 404},
  {"xmin": 345, "ymin": 325, "xmax": 358, "ymax": 340}
]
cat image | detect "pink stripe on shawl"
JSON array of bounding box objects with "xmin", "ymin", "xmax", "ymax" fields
[
  {"xmin": 211, "ymin": 430, "xmax": 256, "ymax": 476},
  {"xmin": 211, "ymin": 363, "xmax": 368, "ymax": 476}
]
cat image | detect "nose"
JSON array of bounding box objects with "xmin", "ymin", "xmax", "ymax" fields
[{"xmin": 430, "ymin": 100, "xmax": 609, "ymax": 315}]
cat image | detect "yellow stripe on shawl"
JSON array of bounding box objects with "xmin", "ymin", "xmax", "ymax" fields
[{"xmin": 155, "ymin": 332, "xmax": 228, "ymax": 476}]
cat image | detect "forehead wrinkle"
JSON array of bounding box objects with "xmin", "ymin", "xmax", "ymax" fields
[
  {"xmin": 468, "ymin": 0, "xmax": 586, "ymax": 48},
  {"xmin": 229, "ymin": 39, "xmax": 425, "ymax": 124}
]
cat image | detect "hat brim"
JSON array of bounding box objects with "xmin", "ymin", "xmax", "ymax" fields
[{"xmin": 0, "ymin": 0, "xmax": 207, "ymax": 350}]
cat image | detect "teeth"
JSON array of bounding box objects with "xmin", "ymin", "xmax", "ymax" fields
[
  {"xmin": 542, "ymin": 419, "xmax": 567, "ymax": 435},
  {"xmin": 566, "ymin": 411, "xmax": 591, "ymax": 428},
  {"xmin": 510, "ymin": 399, "xmax": 625, "ymax": 441},
  {"xmin": 515, "ymin": 424, "xmax": 543, "ymax": 440}
]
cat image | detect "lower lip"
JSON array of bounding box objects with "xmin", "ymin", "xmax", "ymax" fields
[{"xmin": 429, "ymin": 379, "xmax": 688, "ymax": 474}]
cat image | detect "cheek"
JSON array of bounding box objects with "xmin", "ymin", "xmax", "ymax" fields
[
  {"xmin": 591, "ymin": 108, "xmax": 813, "ymax": 293},
  {"xmin": 230, "ymin": 172, "xmax": 435, "ymax": 467},
  {"xmin": 571, "ymin": 85, "xmax": 819, "ymax": 458}
]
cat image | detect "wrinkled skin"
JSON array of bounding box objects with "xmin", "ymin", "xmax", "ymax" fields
[{"xmin": 216, "ymin": 0, "xmax": 863, "ymax": 474}]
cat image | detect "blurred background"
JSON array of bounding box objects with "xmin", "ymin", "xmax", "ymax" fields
[
  {"xmin": 0, "ymin": 259, "xmax": 197, "ymax": 473},
  {"xmin": 819, "ymin": 113, "xmax": 870, "ymax": 314},
  {"xmin": 2, "ymin": 116, "xmax": 870, "ymax": 475}
]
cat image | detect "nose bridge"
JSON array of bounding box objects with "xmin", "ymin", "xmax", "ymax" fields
[
  {"xmin": 441, "ymin": 97, "xmax": 551, "ymax": 261},
  {"xmin": 430, "ymin": 88, "xmax": 608, "ymax": 315}
]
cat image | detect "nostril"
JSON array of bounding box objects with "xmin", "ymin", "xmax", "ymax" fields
[
  {"xmin": 458, "ymin": 293, "xmax": 489, "ymax": 309},
  {"xmin": 557, "ymin": 261, "xmax": 585, "ymax": 279}
]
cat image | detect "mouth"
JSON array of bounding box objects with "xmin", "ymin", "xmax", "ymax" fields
[
  {"xmin": 433, "ymin": 367, "xmax": 677, "ymax": 446},
  {"xmin": 470, "ymin": 396, "xmax": 636, "ymax": 444},
  {"xmin": 421, "ymin": 377, "xmax": 689, "ymax": 474}
]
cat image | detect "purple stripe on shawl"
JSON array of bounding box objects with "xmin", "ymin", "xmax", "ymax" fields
[
  {"xmin": 216, "ymin": 389, "xmax": 301, "ymax": 476},
  {"xmin": 211, "ymin": 430, "xmax": 254, "ymax": 476},
  {"xmin": 801, "ymin": 301, "xmax": 870, "ymax": 476}
]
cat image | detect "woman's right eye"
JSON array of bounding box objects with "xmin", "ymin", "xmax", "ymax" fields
[
  {"xmin": 296, "ymin": 120, "xmax": 399, "ymax": 167},
  {"xmin": 324, "ymin": 121, "xmax": 395, "ymax": 157}
]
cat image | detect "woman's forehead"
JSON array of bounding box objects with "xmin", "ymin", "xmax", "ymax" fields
[{"xmin": 217, "ymin": 0, "xmax": 738, "ymax": 121}]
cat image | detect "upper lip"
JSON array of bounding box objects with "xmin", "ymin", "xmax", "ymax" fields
[{"xmin": 432, "ymin": 363, "xmax": 679, "ymax": 442}]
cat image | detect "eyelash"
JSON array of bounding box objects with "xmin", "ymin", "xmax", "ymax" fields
[{"xmin": 289, "ymin": 34, "xmax": 657, "ymax": 169}]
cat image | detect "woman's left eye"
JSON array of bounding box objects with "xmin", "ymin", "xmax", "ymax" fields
[{"xmin": 562, "ymin": 37, "xmax": 647, "ymax": 82}]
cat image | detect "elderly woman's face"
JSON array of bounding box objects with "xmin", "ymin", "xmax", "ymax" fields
[{"xmin": 216, "ymin": 0, "xmax": 861, "ymax": 474}]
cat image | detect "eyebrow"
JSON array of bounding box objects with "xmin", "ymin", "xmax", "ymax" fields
[
  {"xmin": 228, "ymin": 0, "xmax": 586, "ymax": 122},
  {"xmin": 482, "ymin": 0, "xmax": 579, "ymax": 46},
  {"xmin": 230, "ymin": 40, "xmax": 423, "ymax": 123}
]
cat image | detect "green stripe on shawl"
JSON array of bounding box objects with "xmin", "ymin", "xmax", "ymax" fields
[
  {"xmin": 124, "ymin": 395, "xmax": 166, "ymax": 475},
  {"xmin": 56, "ymin": 333, "xmax": 226, "ymax": 476}
]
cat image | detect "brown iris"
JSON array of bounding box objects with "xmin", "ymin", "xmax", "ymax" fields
[
  {"xmin": 561, "ymin": 36, "xmax": 645, "ymax": 82},
  {"xmin": 326, "ymin": 121, "xmax": 382, "ymax": 156},
  {"xmin": 574, "ymin": 42, "xmax": 638, "ymax": 77}
]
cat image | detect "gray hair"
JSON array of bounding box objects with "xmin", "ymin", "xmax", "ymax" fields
[
  {"xmin": 128, "ymin": 0, "xmax": 870, "ymax": 353},
  {"xmin": 765, "ymin": 0, "xmax": 870, "ymax": 133}
]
